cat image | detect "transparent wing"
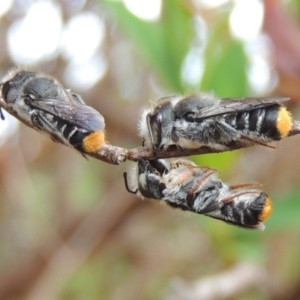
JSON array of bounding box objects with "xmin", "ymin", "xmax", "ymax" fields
[
  {"xmin": 30, "ymin": 99, "xmax": 105, "ymax": 131},
  {"xmin": 186, "ymin": 97, "xmax": 289, "ymax": 120}
]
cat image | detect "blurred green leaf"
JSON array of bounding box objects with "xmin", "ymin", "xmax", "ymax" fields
[
  {"xmin": 264, "ymin": 190, "xmax": 300, "ymax": 233},
  {"xmin": 196, "ymin": 212, "xmax": 270, "ymax": 262},
  {"xmin": 198, "ymin": 189, "xmax": 300, "ymax": 262},
  {"xmin": 287, "ymin": 0, "xmax": 300, "ymax": 20},
  {"xmin": 63, "ymin": 264, "xmax": 103, "ymax": 300},
  {"xmin": 192, "ymin": 151, "xmax": 240, "ymax": 178},
  {"xmin": 68, "ymin": 163, "xmax": 105, "ymax": 211},
  {"xmin": 102, "ymin": 0, "xmax": 194, "ymax": 91},
  {"xmin": 201, "ymin": 17, "xmax": 248, "ymax": 97}
]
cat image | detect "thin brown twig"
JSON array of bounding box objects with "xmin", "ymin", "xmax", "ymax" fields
[
  {"xmin": 61, "ymin": 119, "xmax": 300, "ymax": 163},
  {"xmin": 1, "ymin": 98, "xmax": 300, "ymax": 165},
  {"xmin": 165, "ymin": 263, "xmax": 267, "ymax": 300}
]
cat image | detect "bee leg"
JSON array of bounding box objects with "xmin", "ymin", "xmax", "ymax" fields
[
  {"xmin": 197, "ymin": 166, "xmax": 218, "ymax": 172},
  {"xmin": 164, "ymin": 200, "xmax": 190, "ymax": 211},
  {"xmin": 169, "ymin": 159, "xmax": 196, "ymax": 169},
  {"xmin": 123, "ymin": 172, "xmax": 138, "ymax": 194},
  {"xmin": 80, "ymin": 152, "xmax": 89, "ymax": 160},
  {"xmin": 146, "ymin": 114, "xmax": 157, "ymax": 154},
  {"xmin": 221, "ymin": 191, "xmax": 257, "ymax": 204},
  {"xmin": 31, "ymin": 112, "xmax": 44, "ymax": 130},
  {"xmin": 230, "ymin": 183, "xmax": 262, "ymax": 189},
  {"xmin": 188, "ymin": 168, "xmax": 218, "ymax": 196},
  {"xmin": 181, "ymin": 121, "xmax": 239, "ymax": 146},
  {"xmin": 185, "ymin": 170, "xmax": 222, "ymax": 213},
  {"xmin": 240, "ymin": 135, "xmax": 277, "ymax": 149},
  {"xmin": 186, "ymin": 184, "xmax": 224, "ymax": 213},
  {"xmin": 49, "ymin": 134, "xmax": 62, "ymax": 144},
  {"xmin": 31, "ymin": 111, "xmax": 59, "ymax": 138}
]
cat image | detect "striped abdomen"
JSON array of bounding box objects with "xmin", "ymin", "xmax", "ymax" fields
[
  {"xmin": 53, "ymin": 116, "xmax": 104, "ymax": 153},
  {"xmin": 224, "ymin": 105, "xmax": 292, "ymax": 140}
]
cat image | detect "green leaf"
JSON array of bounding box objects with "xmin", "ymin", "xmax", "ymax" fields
[
  {"xmin": 101, "ymin": 0, "xmax": 194, "ymax": 91},
  {"xmin": 264, "ymin": 190, "xmax": 300, "ymax": 233},
  {"xmin": 191, "ymin": 151, "xmax": 239, "ymax": 178},
  {"xmin": 201, "ymin": 18, "xmax": 248, "ymax": 97}
]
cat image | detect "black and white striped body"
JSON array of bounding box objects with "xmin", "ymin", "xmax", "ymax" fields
[
  {"xmin": 161, "ymin": 161, "xmax": 225, "ymax": 214},
  {"xmin": 223, "ymin": 105, "xmax": 282, "ymax": 140},
  {"xmin": 124, "ymin": 158, "xmax": 272, "ymax": 230},
  {"xmin": 31, "ymin": 110, "xmax": 95, "ymax": 152},
  {"xmin": 173, "ymin": 103, "xmax": 285, "ymax": 149},
  {"xmin": 140, "ymin": 93, "xmax": 292, "ymax": 152},
  {"xmin": 207, "ymin": 192, "xmax": 269, "ymax": 229},
  {"xmin": 1, "ymin": 67, "xmax": 105, "ymax": 154}
]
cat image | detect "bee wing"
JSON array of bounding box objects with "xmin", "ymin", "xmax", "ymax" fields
[
  {"xmin": 56, "ymin": 86, "xmax": 87, "ymax": 105},
  {"xmin": 190, "ymin": 97, "xmax": 289, "ymax": 120},
  {"xmin": 30, "ymin": 99, "xmax": 105, "ymax": 131}
]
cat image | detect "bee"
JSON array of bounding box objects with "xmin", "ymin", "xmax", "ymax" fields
[
  {"xmin": 0, "ymin": 67, "xmax": 105, "ymax": 155},
  {"xmin": 124, "ymin": 158, "xmax": 272, "ymax": 230},
  {"xmin": 139, "ymin": 93, "xmax": 292, "ymax": 153}
]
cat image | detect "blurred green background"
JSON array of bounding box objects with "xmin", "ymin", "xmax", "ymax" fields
[{"xmin": 1, "ymin": 0, "xmax": 300, "ymax": 299}]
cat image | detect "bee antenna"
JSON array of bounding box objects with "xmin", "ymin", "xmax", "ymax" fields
[
  {"xmin": 123, "ymin": 172, "xmax": 138, "ymax": 194},
  {"xmin": 0, "ymin": 108, "xmax": 4, "ymax": 121},
  {"xmin": 0, "ymin": 83, "xmax": 5, "ymax": 120}
]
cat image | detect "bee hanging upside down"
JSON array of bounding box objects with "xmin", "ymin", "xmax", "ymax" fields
[
  {"xmin": 124, "ymin": 158, "xmax": 272, "ymax": 230},
  {"xmin": 139, "ymin": 93, "xmax": 292, "ymax": 153},
  {"xmin": 0, "ymin": 67, "xmax": 105, "ymax": 155}
]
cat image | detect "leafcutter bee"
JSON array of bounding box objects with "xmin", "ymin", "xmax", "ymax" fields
[
  {"xmin": 0, "ymin": 67, "xmax": 105, "ymax": 155},
  {"xmin": 139, "ymin": 93, "xmax": 292, "ymax": 153},
  {"xmin": 124, "ymin": 158, "xmax": 272, "ymax": 230}
]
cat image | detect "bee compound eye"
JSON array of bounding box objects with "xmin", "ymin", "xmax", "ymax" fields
[{"xmin": 1, "ymin": 81, "xmax": 11, "ymax": 102}]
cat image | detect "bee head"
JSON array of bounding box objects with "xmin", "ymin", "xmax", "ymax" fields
[{"xmin": 1, "ymin": 70, "xmax": 32, "ymax": 103}]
